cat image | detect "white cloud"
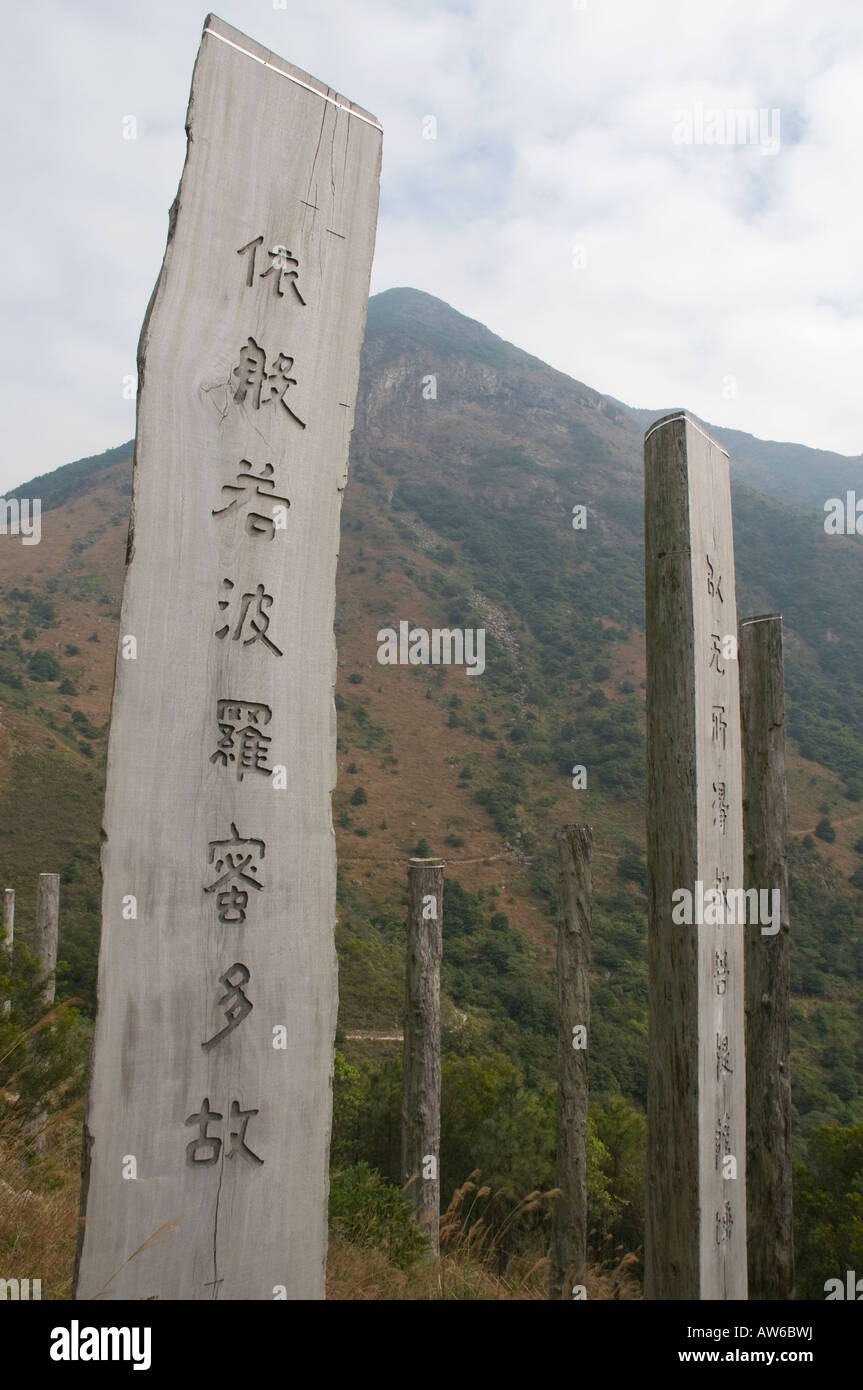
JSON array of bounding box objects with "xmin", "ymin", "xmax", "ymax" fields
[{"xmin": 1, "ymin": 0, "xmax": 862, "ymax": 494}]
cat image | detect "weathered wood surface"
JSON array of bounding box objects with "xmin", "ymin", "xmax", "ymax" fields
[
  {"xmin": 550, "ymin": 824, "xmax": 592, "ymax": 1300},
  {"xmin": 740, "ymin": 613, "xmax": 793, "ymax": 1299},
  {"xmin": 1, "ymin": 888, "xmax": 12, "ymax": 1017},
  {"xmin": 34, "ymin": 873, "xmax": 59, "ymax": 1010},
  {"xmin": 75, "ymin": 14, "xmax": 380, "ymax": 1301},
  {"xmin": 401, "ymin": 858, "xmax": 443, "ymax": 1254},
  {"xmin": 644, "ymin": 412, "xmax": 747, "ymax": 1300}
]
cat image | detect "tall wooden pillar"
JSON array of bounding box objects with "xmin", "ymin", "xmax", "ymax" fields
[
  {"xmin": 74, "ymin": 15, "xmax": 381, "ymax": 1300},
  {"xmin": 740, "ymin": 613, "xmax": 793, "ymax": 1299},
  {"xmin": 644, "ymin": 412, "xmax": 747, "ymax": 1300}
]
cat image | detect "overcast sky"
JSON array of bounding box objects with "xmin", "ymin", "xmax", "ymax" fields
[{"xmin": 2, "ymin": 0, "xmax": 861, "ymax": 494}]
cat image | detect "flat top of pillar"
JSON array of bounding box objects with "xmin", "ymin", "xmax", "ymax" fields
[
  {"xmin": 740, "ymin": 612, "xmax": 782, "ymax": 626},
  {"xmin": 643, "ymin": 410, "xmax": 729, "ymax": 457},
  {"xmin": 408, "ymin": 858, "xmax": 446, "ymax": 868}
]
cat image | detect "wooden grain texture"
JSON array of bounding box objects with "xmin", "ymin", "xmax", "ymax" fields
[
  {"xmin": 644, "ymin": 412, "xmax": 747, "ymax": 1300},
  {"xmin": 74, "ymin": 14, "xmax": 380, "ymax": 1301},
  {"xmin": 401, "ymin": 859, "xmax": 443, "ymax": 1254},
  {"xmin": 740, "ymin": 614, "xmax": 793, "ymax": 1299},
  {"xmin": 34, "ymin": 873, "xmax": 59, "ymax": 1010},
  {"xmin": 549, "ymin": 824, "xmax": 591, "ymax": 1301}
]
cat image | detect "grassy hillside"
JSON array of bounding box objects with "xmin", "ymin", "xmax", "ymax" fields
[{"xmin": 1, "ymin": 287, "xmax": 862, "ymax": 1296}]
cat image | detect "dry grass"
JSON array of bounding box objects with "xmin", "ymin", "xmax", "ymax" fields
[
  {"xmin": 0, "ymin": 999, "xmax": 88, "ymax": 1299},
  {"xmin": 326, "ymin": 1238, "xmax": 642, "ymax": 1302},
  {"xmin": 327, "ymin": 1170, "xmax": 642, "ymax": 1301},
  {"xmin": 0, "ymin": 1120, "xmax": 82, "ymax": 1299}
]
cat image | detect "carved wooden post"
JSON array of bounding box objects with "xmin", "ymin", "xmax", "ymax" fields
[
  {"xmin": 550, "ymin": 824, "xmax": 592, "ymax": 1301},
  {"xmin": 401, "ymin": 857, "xmax": 444, "ymax": 1254},
  {"xmin": 740, "ymin": 613, "xmax": 793, "ymax": 1299},
  {"xmin": 34, "ymin": 874, "xmax": 59, "ymax": 1011},
  {"xmin": 1, "ymin": 888, "xmax": 13, "ymax": 1018},
  {"xmin": 74, "ymin": 15, "xmax": 381, "ymax": 1300},
  {"xmin": 644, "ymin": 412, "xmax": 747, "ymax": 1300}
]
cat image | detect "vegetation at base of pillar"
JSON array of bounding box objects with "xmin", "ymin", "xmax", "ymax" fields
[
  {"xmin": 0, "ymin": 940, "xmax": 91, "ymax": 1141},
  {"xmin": 332, "ymin": 1046, "xmax": 642, "ymax": 1271}
]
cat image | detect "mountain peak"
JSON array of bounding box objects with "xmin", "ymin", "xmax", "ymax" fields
[{"xmin": 366, "ymin": 287, "xmax": 531, "ymax": 372}]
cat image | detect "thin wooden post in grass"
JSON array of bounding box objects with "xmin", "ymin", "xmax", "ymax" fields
[
  {"xmin": 740, "ymin": 613, "xmax": 793, "ymax": 1300},
  {"xmin": 1, "ymin": 888, "xmax": 13, "ymax": 1017},
  {"xmin": 34, "ymin": 874, "xmax": 59, "ymax": 1011},
  {"xmin": 550, "ymin": 824, "xmax": 592, "ymax": 1301},
  {"xmin": 402, "ymin": 857, "xmax": 444, "ymax": 1254},
  {"xmin": 28, "ymin": 875, "xmax": 59, "ymax": 1156}
]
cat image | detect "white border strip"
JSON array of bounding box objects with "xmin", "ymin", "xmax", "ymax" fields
[
  {"xmin": 644, "ymin": 412, "xmax": 729, "ymax": 457},
  {"xmin": 204, "ymin": 26, "xmax": 383, "ymax": 132}
]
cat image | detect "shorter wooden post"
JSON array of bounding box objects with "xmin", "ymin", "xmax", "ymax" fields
[
  {"xmin": 740, "ymin": 614, "xmax": 793, "ymax": 1299},
  {"xmin": 34, "ymin": 874, "xmax": 59, "ymax": 1011},
  {"xmin": 401, "ymin": 857, "xmax": 444, "ymax": 1254},
  {"xmin": 550, "ymin": 824, "xmax": 592, "ymax": 1300},
  {"xmin": 1, "ymin": 888, "xmax": 13, "ymax": 1018}
]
